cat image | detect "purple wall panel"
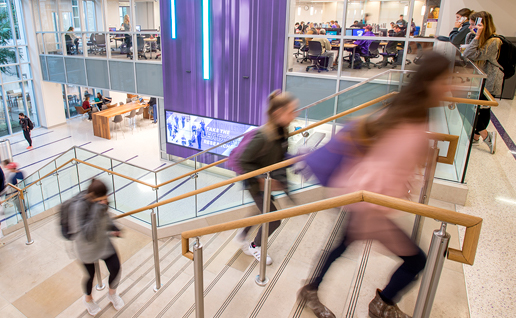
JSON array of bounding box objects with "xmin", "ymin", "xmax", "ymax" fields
[{"xmin": 161, "ymin": 0, "xmax": 287, "ymax": 158}]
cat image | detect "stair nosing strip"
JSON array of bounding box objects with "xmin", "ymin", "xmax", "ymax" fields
[
  {"xmin": 291, "ymin": 208, "xmax": 347, "ymax": 318},
  {"xmin": 211, "ymin": 218, "xmax": 292, "ymax": 318},
  {"xmin": 249, "ymin": 212, "xmax": 318, "ymax": 318},
  {"xmin": 135, "ymin": 230, "xmax": 237, "ymax": 318}
]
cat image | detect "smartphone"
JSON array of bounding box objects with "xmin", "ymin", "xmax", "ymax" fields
[
  {"xmin": 473, "ymin": 17, "xmax": 482, "ymax": 33},
  {"xmin": 460, "ymin": 17, "xmax": 467, "ymax": 23}
]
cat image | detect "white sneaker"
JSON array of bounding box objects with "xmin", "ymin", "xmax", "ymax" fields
[
  {"xmin": 247, "ymin": 243, "xmax": 272, "ymax": 265},
  {"xmin": 83, "ymin": 297, "xmax": 101, "ymax": 316},
  {"xmin": 485, "ymin": 131, "xmax": 496, "ymax": 154},
  {"xmin": 108, "ymin": 293, "xmax": 125, "ymax": 311}
]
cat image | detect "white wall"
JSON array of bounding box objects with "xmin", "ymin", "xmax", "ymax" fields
[
  {"xmin": 441, "ymin": 0, "xmax": 516, "ymax": 37},
  {"xmin": 106, "ymin": 0, "xmax": 121, "ymax": 29},
  {"xmin": 104, "ymin": 91, "xmax": 128, "ymax": 105}
]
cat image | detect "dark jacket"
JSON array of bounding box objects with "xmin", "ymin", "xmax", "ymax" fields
[
  {"xmin": 0, "ymin": 168, "xmax": 5, "ymax": 193},
  {"xmin": 19, "ymin": 117, "xmax": 31, "ymax": 131},
  {"xmin": 238, "ymin": 123, "xmax": 289, "ymax": 194},
  {"xmin": 149, "ymin": 97, "xmax": 157, "ymax": 106},
  {"xmin": 437, "ymin": 22, "xmax": 471, "ymax": 47},
  {"xmin": 386, "ymin": 31, "xmax": 405, "ymax": 53}
]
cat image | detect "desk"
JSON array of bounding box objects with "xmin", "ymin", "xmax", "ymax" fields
[
  {"xmin": 144, "ymin": 38, "xmax": 157, "ymax": 59},
  {"xmin": 332, "ymin": 43, "xmax": 358, "ymax": 69},
  {"xmin": 112, "ymin": 36, "xmax": 125, "ymax": 49},
  {"xmin": 92, "ymin": 101, "xmax": 148, "ymax": 139}
]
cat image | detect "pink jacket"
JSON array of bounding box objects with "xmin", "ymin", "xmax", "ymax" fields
[{"xmin": 330, "ymin": 122, "xmax": 428, "ymax": 255}]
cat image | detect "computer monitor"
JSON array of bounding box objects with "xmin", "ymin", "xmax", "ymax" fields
[
  {"xmin": 345, "ymin": 29, "xmax": 353, "ymax": 36},
  {"xmin": 379, "ymin": 29, "xmax": 388, "ymax": 37},
  {"xmin": 326, "ymin": 30, "xmax": 337, "ymax": 41},
  {"xmin": 109, "ymin": 27, "xmax": 116, "ymax": 32},
  {"xmin": 136, "ymin": 25, "xmax": 141, "ymax": 32},
  {"xmin": 352, "ymin": 29, "xmax": 365, "ymax": 36}
]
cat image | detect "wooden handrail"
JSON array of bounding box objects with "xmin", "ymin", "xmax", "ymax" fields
[
  {"xmin": 113, "ymin": 156, "xmax": 302, "ymax": 219},
  {"xmin": 0, "ymin": 192, "xmax": 20, "ymax": 205},
  {"xmin": 426, "ymin": 132, "xmax": 459, "ymax": 165},
  {"xmin": 113, "ymin": 128, "xmax": 459, "ymax": 220},
  {"xmin": 441, "ymin": 87, "xmax": 499, "ymax": 107},
  {"xmin": 181, "ymin": 191, "xmax": 482, "ymax": 265}
]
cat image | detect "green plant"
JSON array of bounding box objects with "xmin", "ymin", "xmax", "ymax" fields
[{"xmin": 0, "ymin": 10, "xmax": 17, "ymax": 75}]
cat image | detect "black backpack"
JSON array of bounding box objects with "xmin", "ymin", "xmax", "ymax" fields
[
  {"xmin": 491, "ymin": 35, "xmax": 516, "ymax": 79},
  {"xmin": 60, "ymin": 192, "xmax": 85, "ymax": 240},
  {"xmin": 27, "ymin": 118, "xmax": 34, "ymax": 130}
]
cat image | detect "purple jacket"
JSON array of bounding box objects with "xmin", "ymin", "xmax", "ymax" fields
[{"xmin": 354, "ymin": 31, "xmax": 375, "ymax": 55}]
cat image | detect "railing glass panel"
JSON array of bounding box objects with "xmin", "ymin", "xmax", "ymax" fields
[
  {"xmin": 23, "ymin": 173, "xmax": 45, "ymax": 218},
  {"xmin": 39, "ymin": 161, "xmax": 61, "ymax": 213},
  {"xmin": 156, "ymin": 165, "xmax": 196, "ymax": 226}
]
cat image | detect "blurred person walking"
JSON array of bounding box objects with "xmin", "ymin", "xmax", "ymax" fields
[
  {"xmin": 68, "ymin": 179, "xmax": 125, "ymax": 315},
  {"xmin": 298, "ymin": 52, "xmax": 451, "ymax": 318},
  {"xmin": 464, "ymin": 11, "xmax": 502, "ymax": 154},
  {"xmin": 233, "ymin": 90, "xmax": 298, "ymax": 265},
  {"xmin": 18, "ymin": 113, "xmax": 34, "ymax": 149}
]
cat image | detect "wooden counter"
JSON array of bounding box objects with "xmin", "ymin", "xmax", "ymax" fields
[{"xmin": 92, "ymin": 101, "xmax": 148, "ymax": 139}]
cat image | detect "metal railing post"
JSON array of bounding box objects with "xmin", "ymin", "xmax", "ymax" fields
[
  {"xmin": 18, "ymin": 193, "xmax": 34, "ymax": 245},
  {"xmin": 193, "ymin": 237, "xmax": 204, "ymax": 318},
  {"xmin": 151, "ymin": 209, "xmax": 161, "ymax": 292},
  {"xmin": 255, "ymin": 172, "xmax": 271, "ymax": 286},
  {"xmin": 94, "ymin": 261, "xmax": 106, "ymax": 291},
  {"xmin": 413, "ymin": 222, "xmax": 450, "ymax": 318},
  {"xmin": 411, "ymin": 140, "xmax": 439, "ymax": 244}
]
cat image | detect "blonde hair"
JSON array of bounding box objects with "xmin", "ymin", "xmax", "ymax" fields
[
  {"xmin": 267, "ymin": 90, "xmax": 295, "ymax": 119},
  {"xmin": 469, "ymin": 11, "xmax": 497, "ymax": 49},
  {"xmin": 123, "ymin": 14, "xmax": 130, "ymax": 25}
]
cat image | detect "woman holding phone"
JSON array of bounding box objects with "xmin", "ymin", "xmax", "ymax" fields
[
  {"xmin": 463, "ymin": 11, "xmax": 503, "ymax": 154},
  {"xmin": 436, "ymin": 8, "xmax": 472, "ymax": 47}
]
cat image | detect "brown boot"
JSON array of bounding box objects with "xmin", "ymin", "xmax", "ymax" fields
[
  {"xmin": 298, "ymin": 283, "xmax": 336, "ymax": 318},
  {"xmin": 369, "ymin": 289, "xmax": 411, "ymax": 318}
]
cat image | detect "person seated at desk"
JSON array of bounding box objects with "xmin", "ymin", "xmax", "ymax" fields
[
  {"xmin": 350, "ymin": 25, "xmax": 375, "ymax": 69},
  {"xmin": 66, "ymin": 27, "xmax": 79, "ymax": 54},
  {"xmin": 350, "ymin": 20, "xmax": 359, "ymax": 28},
  {"xmin": 381, "ymin": 25, "xmax": 405, "ymax": 67},
  {"xmin": 82, "ymin": 96, "xmax": 93, "ymax": 120},
  {"xmin": 310, "ymin": 29, "xmax": 336, "ymax": 69}
]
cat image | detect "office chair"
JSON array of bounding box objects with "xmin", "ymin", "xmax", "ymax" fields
[
  {"xmin": 297, "ymin": 44, "xmax": 310, "ymax": 63},
  {"xmin": 95, "ymin": 34, "xmax": 107, "ymax": 55},
  {"xmin": 306, "ymin": 41, "xmax": 329, "ymax": 73},
  {"xmin": 87, "ymin": 34, "xmax": 96, "ymax": 54},
  {"xmin": 361, "ymin": 41, "xmax": 381, "ymax": 69},
  {"xmin": 125, "ymin": 109, "xmax": 138, "ymax": 133}
]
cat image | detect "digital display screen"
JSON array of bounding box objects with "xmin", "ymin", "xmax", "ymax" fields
[
  {"xmin": 352, "ymin": 29, "xmax": 365, "ymax": 36},
  {"xmin": 165, "ymin": 111, "xmax": 257, "ymax": 156},
  {"xmin": 327, "ymin": 30, "xmax": 337, "ymax": 41}
]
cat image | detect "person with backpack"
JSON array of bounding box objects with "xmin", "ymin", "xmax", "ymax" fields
[
  {"xmin": 66, "ymin": 179, "xmax": 124, "ymax": 315},
  {"xmin": 298, "ymin": 52, "xmax": 451, "ymax": 318},
  {"xmin": 232, "ymin": 90, "xmax": 298, "ymax": 265},
  {"xmin": 18, "ymin": 113, "xmax": 34, "ymax": 149},
  {"xmin": 463, "ymin": 11, "xmax": 503, "ymax": 154}
]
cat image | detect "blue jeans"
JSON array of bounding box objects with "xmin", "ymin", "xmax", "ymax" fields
[{"xmin": 151, "ymin": 103, "xmax": 157, "ymax": 123}]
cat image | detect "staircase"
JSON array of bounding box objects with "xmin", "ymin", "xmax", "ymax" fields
[{"xmin": 48, "ymin": 198, "xmax": 469, "ymax": 318}]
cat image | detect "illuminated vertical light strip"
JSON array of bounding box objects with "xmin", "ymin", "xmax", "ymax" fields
[
  {"xmin": 202, "ymin": 0, "xmax": 210, "ymax": 80},
  {"xmin": 171, "ymin": 0, "xmax": 176, "ymax": 39}
]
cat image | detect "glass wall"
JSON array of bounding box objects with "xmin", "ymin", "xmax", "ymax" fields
[
  {"xmin": 34, "ymin": 0, "xmax": 161, "ymax": 61},
  {"xmin": 0, "ymin": 0, "xmax": 39, "ymax": 136},
  {"xmin": 287, "ymin": 0, "xmax": 441, "ymax": 80}
]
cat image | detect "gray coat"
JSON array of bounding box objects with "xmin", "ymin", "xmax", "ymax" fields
[
  {"xmin": 463, "ymin": 38, "xmax": 504, "ymax": 96},
  {"xmin": 69, "ymin": 193, "xmax": 119, "ymax": 264}
]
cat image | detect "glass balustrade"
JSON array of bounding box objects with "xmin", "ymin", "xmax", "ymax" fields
[{"xmin": 0, "ymin": 60, "xmax": 487, "ymax": 234}]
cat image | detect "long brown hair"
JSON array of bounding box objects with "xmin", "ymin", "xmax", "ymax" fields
[
  {"xmin": 469, "ymin": 11, "xmax": 497, "ymax": 48},
  {"xmin": 456, "ymin": 8, "xmax": 472, "ymax": 18},
  {"xmin": 365, "ymin": 52, "xmax": 450, "ymax": 138}
]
